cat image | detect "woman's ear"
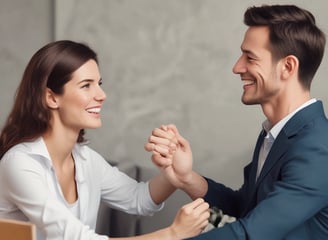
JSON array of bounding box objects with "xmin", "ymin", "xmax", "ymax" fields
[
  {"xmin": 45, "ymin": 88, "xmax": 59, "ymax": 109},
  {"xmin": 281, "ymin": 55, "xmax": 299, "ymax": 80}
]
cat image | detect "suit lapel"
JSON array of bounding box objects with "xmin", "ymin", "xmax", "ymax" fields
[
  {"xmin": 242, "ymin": 101, "xmax": 325, "ymax": 216},
  {"xmin": 240, "ymin": 129, "xmax": 266, "ymax": 216},
  {"xmin": 256, "ymin": 101, "xmax": 325, "ymax": 184},
  {"xmin": 249, "ymin": 129, "xmax": 266, "ymax": 185},
  {"xmin": 255, "ymin": 131, "xmax": 289, "ymax": 184}
]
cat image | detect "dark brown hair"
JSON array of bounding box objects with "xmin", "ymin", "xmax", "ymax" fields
[
  {"xmin": 0, "ymin": 40, "xmax": 98, "ymax": 159},
  {"xmin": 244, "ymin": 4, "xmax": 326, "ymax": 89}
]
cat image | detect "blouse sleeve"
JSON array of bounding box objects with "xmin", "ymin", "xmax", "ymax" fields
[{"xmin": 88, "ymin": 148, "xmax": 164, "ymax": 216}]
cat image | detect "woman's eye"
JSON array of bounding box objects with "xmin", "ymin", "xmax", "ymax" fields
[
  {"xmin": 81, "ymin": 83, "xmax": 90, "ymax": 88},
  {"xmin": 98, "ymin": 81, "xmax": 103, "ymax": 86}
]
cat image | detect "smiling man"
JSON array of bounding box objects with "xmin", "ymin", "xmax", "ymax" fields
[{"xmin": 146, "ymin": 4, "xmax": 328, "ymax": 240}]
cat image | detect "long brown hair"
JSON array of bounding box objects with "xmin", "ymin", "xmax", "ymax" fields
[
  {"xmin": 0, "ymin": 40, "xmax": 98, "ymax": 159},
  {"xmin": 244, "ymin": 5, "xmax": 326, "ymax": 89}
]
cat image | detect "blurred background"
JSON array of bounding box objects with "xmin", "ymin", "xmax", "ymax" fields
[{"xmin": 1, "ymin": 0, "xmax": 328, "ymax": 234}]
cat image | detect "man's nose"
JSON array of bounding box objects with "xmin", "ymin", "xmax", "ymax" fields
[{"xmin": 232, "ymin": 55, "xmax": 246, "ymax": 74}]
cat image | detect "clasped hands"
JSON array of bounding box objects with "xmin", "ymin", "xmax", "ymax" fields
[
  {"xmin": 145, "ymin": 124, "xmax": 211, "ymax": 237},
  {"xmin": 144, "ymin": 124, "xmax": 193, "ymax": 189}
]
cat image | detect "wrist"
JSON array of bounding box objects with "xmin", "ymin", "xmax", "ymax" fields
[
  {"xmin": 180, "ymin": 170, "xmax": 196, "ymax": 189},
  {"xmin": 166, "ymin": 225, "xmax": 180, "ymax": 240},
  {"xmin": 181, "ymin": 171, "xmax": 208, "ymax": 199}
]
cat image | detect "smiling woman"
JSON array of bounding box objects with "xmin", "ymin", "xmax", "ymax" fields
[
  {"xmin": 47, "ymin": 59, "xmax": 106, "ymax": 132},
  {"xmin": 0, "ymin": 40, "xmax": 210, "ymax": 240}
]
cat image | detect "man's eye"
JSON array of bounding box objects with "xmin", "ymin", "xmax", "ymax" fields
[{"xmin": 247, "ymin": 56, "xmax": 255, "ymax": 61}]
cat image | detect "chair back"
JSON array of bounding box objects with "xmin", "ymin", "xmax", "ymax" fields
[{"xmin": 0, "ymin": 219, "xmax": 36, "ymax": 240}]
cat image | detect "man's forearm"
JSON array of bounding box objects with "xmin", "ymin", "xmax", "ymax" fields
[{"xmin": 181, "ymin": 171, "xmax": 208, "ymax": 200}]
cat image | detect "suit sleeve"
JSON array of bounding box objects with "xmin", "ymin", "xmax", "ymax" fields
[
  {"xmin": 188, "ymin": 137, "xmax": 328, "ymax": 240},
  {"xmin": 204, "ymin": 177, "xmax": 246, "ymax": 217}
]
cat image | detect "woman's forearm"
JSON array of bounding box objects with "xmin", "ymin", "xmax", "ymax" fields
[{"xmin": 148, "ymin": 173, "xmax": 176, "ymax": 204}]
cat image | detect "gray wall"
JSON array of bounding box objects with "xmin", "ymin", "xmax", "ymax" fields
[
  {"xmin": 54, "ymin": 0, "xmax": 328, "ymax": 189},
  {"xmin": 0, "ymin": 0, "xmax": 53, "ymax": 122},
  {"xmin": 1, "ymin": 0, "xmax": 328, "ymax": 213}
]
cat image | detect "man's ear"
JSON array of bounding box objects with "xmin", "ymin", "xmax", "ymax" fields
[
  {"xmin": 281, "ymin": 55, "xmax": 299, "ymax": 80},
  {"xmin": 45, "ymin": 88, "xmax": 59, "ymax": 109}
]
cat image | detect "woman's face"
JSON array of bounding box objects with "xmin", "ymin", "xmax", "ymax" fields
[{"xmin": 53, "ymin": 59, "xmax": 107, "ymax": 131}]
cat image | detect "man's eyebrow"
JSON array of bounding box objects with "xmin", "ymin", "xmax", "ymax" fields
[{"xmin": 241, "ymin": 47, "xmax": 259, "ymax": 58}]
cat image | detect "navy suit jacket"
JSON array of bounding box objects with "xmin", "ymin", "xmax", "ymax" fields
[{"xmin": 188, "ymin": 101, "xmax": 328, "ymax": 240}]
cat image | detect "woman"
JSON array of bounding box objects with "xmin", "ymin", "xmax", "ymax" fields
[{"xmin": 0, "ymin": 40, "xmax": 209, "ymax": 240}]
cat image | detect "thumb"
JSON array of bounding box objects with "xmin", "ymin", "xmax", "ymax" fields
[{"xmin": 166, "ymin": 124, "xmax": 190, "ymax": 152}]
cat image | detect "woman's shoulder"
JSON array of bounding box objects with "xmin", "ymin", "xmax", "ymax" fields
[
  {"xmin": 3, "ymin": 137, "xmax": 47, "ymax": 156},
  {"xmin": 1, "ymin": 138, "xmax": 51, "ymax": 171}
]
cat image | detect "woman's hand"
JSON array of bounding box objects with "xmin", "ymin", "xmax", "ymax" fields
[
  {"xmin": 145, "ymin": 124, "xmax": 194, "ymax": 189},
  {"xmin": 169, "ymin": 198, "xmax": 210, "ymax": 239}
]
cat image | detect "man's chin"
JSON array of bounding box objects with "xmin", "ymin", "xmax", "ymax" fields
[{"xmin": 241, "ymin": 97, "xmax": 259, "ymax": 105}]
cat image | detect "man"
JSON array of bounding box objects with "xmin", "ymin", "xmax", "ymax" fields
[{"xmin": 145, "ymin": 4, "xmax": 328, "ymax": 239}]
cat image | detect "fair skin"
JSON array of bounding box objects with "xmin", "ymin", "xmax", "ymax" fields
[
  {"xmin": 233, "ymin": 26, "xmax": 310, "ymax": 125},
  {"xmin": 145, "ymin": 26, "xmax": 311, "ymax": 199},
  {"xmin": 43, "ymin": 59, "xmax": 210, "ymax": 239}
]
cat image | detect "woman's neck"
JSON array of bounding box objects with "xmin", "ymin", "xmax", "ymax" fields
[{"xmin": 42, "ymin": 126, "xmax": 79, "ymax": 167}]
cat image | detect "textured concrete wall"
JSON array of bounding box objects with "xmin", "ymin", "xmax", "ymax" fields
[
  {"xmin": 54, "ymin": 0, "xmax": 328, "ymax": 189},
  {"xmin": 0, "ymin": 0, "xmax": 52, "ymax": 124},
  {"xmin": 1, "ymin": 0, "xmax": 328, "ymax": 189}
]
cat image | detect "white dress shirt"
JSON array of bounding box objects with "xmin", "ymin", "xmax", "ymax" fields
[{"xmin": 0, "ymin": 137, "xmax": 163, "ymax": 240}]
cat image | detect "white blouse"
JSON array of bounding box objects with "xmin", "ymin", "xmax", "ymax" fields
[{"xmin": 0, "ymin": 137, "xmax": 163, "ymax": 240}]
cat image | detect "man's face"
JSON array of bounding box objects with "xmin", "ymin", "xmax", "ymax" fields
[{"xmin": 232, "ymin": 26, "xmax": 283, "ymax": 106}]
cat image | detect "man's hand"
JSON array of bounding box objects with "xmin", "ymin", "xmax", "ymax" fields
[{"xmin": 145, "ymin": 124, "xmax": 193, "ymax": 189}]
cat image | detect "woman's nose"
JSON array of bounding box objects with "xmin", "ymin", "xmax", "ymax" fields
[{"xmin": 96, "ymin": 87, "xmax": 107, "ymax": 101}]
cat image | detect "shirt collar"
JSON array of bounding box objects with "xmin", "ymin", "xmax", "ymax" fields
[
  {"xmin": 24, "ymin": 137, "xmax": 88, "ymax": 166},
  {"xmin": 262, "ymin": 98, "xmax": 317, "ymax": 140},
  {"xmin": 23, "ymin": 137, "xmax": 53, "ymax": 167}
]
